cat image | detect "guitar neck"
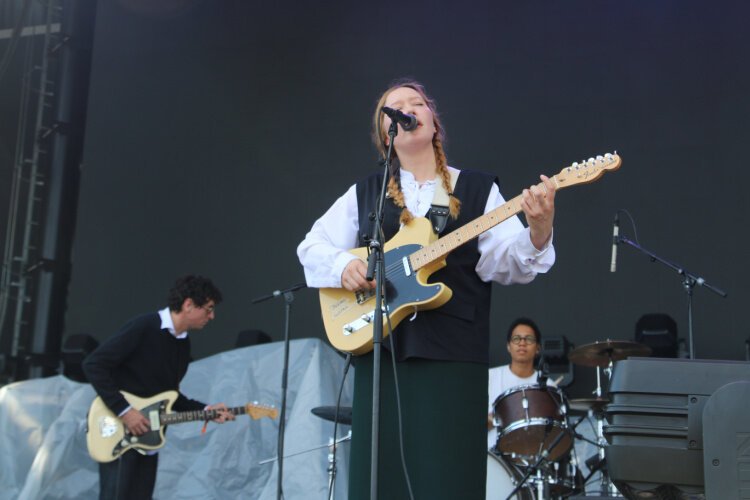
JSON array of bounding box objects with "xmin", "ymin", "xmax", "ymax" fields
[
  {"xmin": 408, "ymin": 181, "xmax": 543, "ymax": 271},
  {"xmin": 161, "ymin": 406, "xmax": 247, "ymax": 425},
  {"xmin": 408, "ymin": 153, "xmax": 621, "ymax": 271}
]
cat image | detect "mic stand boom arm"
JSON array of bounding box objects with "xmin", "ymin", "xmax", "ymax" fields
[{"xmin": 615, "ymin": 234, "xmax": 727, "ymax": 359}]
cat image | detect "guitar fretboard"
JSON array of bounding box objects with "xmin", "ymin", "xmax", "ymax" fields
[
  {"xmin": 408, "ymin": 154, "xmax": 620, "ymax": 271},
  {"xmin": 160, "ymin": 406, "xmax": 247, "ymax": 425},
  {"xmin": 408, "ymin": 185, "xmax": 536, "ymax": 271}
]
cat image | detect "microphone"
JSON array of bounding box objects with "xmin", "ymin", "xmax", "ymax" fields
[
  {"xmin": 381, "ymin": 106, "xmax": 418, "ymax": 132},
  {"xmin": 610, "ymin": 212, "xmax": 619, "ymax": 273}
]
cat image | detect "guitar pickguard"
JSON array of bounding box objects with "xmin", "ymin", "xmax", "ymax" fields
[
  {"xmin": 319, "ymin": 218, "xmax": 453, "ymax": 355},
  {"xmin": 111, "ymin": 399, "xmax": 169, "ymax": 457}
]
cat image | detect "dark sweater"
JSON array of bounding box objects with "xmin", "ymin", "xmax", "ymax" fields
[{"xmin": 83, "ymin": 312, "xmax": 205, "ymax": 415}]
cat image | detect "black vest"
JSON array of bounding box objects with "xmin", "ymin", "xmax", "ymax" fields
[{"xmin": 356, "ymin": 169, "xmax": 497, "ymax": 364}]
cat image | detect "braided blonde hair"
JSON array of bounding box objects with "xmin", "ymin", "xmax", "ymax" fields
[{"xmin": 371, "ymin": 80, "xmax": 461, "ymax": 226}]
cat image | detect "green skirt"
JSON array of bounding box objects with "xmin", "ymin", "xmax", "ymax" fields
[{"xmin": 349, "ymin": 353, "xmax": 488, "ymax": 500}]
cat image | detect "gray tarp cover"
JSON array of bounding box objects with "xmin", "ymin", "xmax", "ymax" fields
[{"xmin": 0, "ymin": 338, "xmax": 353, "ymax": 499}]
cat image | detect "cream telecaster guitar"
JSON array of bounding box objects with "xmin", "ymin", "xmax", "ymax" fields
[
  {"xmin": 86, "ymin": 390, "xmax": 278, "ymax": 463},
  {"xmin": 320, "ymin": 153, "xmax": 622, "ymax": 355}
]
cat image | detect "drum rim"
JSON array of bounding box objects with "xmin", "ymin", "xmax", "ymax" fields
[
  {"xmin": 497, "ymin": 417, "xmax": 569, "ymax": 437},
  {"xmin": 496, "ymin": 421, "xmax": 574, "ymax": 461},
  {"xmin": 492, "ymin": 383, "xmax": 566, "ymax": 407}
]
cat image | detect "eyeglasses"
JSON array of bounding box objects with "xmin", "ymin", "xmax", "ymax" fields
[
  {"xmin": 200, "ymin": 304, "xmax": 215, "ymax": 314},
  {"xmin": 510, "ymin": 335, "xmax": 537, "ymax": 345}
]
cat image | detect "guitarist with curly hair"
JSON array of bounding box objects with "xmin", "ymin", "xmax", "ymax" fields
[{"xmin": 83, "ymin": 275, "xmax": 234, "ymax": 499}]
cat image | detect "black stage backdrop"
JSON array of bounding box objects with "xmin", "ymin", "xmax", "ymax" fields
[{"xmin": 58, "ymin": 0, "xmax": 749, "ymax": 397}]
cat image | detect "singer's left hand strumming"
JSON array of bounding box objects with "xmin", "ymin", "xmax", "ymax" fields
[{"xmin": 522, "ymin": 174, "xmax": 556, "ymax": 250}]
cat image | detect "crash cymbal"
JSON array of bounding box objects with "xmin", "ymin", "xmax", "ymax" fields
[
  {"xmin": 311, "ymin": 406, "xmax": 352, "ymax": 425},
  {"xmin": 568, "ymin": 397, "xmax": 610, "ymax": 413},
  {"xmin": 568, "ymin": 340, "xmax": 652, "ymax": 367}
]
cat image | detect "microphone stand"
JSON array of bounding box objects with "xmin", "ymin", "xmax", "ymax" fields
[
  {"xmin": 615, "ymin": 235, "xmax": 727, "ymax": 359},
  {"xmin": 366, "ymin": 120, "xmax": 399, "ymax": 500},
  {"xmin": 251, "ymin": 282, "xmax": 308, "ymax": 500}
]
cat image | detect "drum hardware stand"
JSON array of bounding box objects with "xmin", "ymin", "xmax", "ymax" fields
[
  {"xmin": 593, "ymin": 360, "xmax": 619, "ymax": 496},
  {"xmin": 614, "ymin": 233, "xmax": 727, "ymax": 359},
  {"xmin": 326, "ymin": 432, "xmax": 351, "ymax": 500},
  {"xmin": 505, "ymin": 416, "xmax": 584, "ymax": 500},
  {"xmin": 582, "ymin": 373, "xmax": 619, "ymax": 497},
  {"xmin": 258, "ymin": 430, "xmax": 352, "ymax": 465},
  {"xmin": 259, "ymin": 429, "xmax": 353, "ymax": 500}
]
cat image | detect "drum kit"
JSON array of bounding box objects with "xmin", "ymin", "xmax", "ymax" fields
[{"xmin": 488, "ymin": 339, "xmax": 652, "ymax": 500}]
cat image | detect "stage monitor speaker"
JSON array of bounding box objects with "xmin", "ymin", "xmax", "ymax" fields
[
  {"xmin": 634, "ymin": 313, "xmax": 678, "ymax": 358},
  {"xmin": 604, "ymin": 357, "xmax": 750, "ymax": 499}
]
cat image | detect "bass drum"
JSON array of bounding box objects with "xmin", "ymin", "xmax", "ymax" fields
[{"xmin": 486, "ymin": 452, "xmax": 535, "ymax": 500}]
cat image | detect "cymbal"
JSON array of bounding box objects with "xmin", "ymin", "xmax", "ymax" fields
[
  {"xmin": 568, "ymin": 340, "xmax": 652, "ymax": 367},
  {"xmin": 568, "ymin": 397, "xmax": 610, "ymax": 413},
  {"xmin": 311, "ymin": 405, "xmax": 352, "ymax": 425}
]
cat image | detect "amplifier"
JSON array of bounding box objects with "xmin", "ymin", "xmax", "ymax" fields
[{"xmin": 604, "ymin": 357, "xmax": 750, "ymax": 499}]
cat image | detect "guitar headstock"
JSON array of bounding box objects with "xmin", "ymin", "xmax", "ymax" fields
[
  {"xmin": 553, "ymin": 153, "xmax": 621, "ymax": 188},
  {"xmin": 245, "ymin": 402, "xmax": 279, "ymax": 420}
]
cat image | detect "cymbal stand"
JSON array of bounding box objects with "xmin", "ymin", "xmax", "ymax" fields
[
  {"xmin": 326, "ymin": 434, "xmax": 344, "ymax": 500},
  {"xmin": 589, "ymin": 357, "xmax": 619, "ymax": 497}
]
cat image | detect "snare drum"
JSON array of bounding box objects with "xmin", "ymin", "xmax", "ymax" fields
[
  {"xmin": 486, "ymin": 452, "xmax": 535, "ymax": 500},
  {"xmin": 492, "ymin": 384, "xmax": 572, "ymax": 461}
]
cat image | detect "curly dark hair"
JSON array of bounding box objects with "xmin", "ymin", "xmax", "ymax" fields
[
  {"xmin": 167, "ymin": 275, "xmax": 223, "ymax": 312},
  {"xmin": 506, "ymin": 317, "xmax": 542, "ymax": 344}
]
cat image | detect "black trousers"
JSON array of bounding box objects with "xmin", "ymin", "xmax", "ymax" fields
[
  {"xmin": 349, "ymin": 354, "xmax": 488, "ymax": 500},
  {"xmin": 99, "ymin": 451, "xmax": 158, "ymax": 500}
]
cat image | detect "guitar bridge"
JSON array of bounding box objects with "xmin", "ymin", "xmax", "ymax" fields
[{"xmin": 342, "ymin": 305, "xmax": 389, "ymax": 336}]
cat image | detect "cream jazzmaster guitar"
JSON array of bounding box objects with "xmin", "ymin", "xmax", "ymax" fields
[
  {"xmin": 86, "ymin": 390, "xmax": 278, "ymax": 463},
  {"xmin": 319, "ymin": 153, "xmax": 622, "ymax": 355}
]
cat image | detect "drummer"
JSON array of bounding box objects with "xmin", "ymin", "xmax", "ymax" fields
[{"xmin": 487, "ymin": 317, "xmax": 556, "ymax": 451}]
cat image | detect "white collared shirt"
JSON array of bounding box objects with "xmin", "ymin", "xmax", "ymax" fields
[
  {"xmin": 297, "ymin": 167, "xmax": 555, "ymax": 288},
  {"xmin": 158, "ymin": 307, "xmax": 188, "ymax": 339}
]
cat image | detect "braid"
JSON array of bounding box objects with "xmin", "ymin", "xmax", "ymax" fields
[
  {"xmin": 433, "ymin": 136, "xmax": 461, "ymax": 219},
  {"xmin": 387, "ymin": 175, "xmax": 414, "ymax": 225}
]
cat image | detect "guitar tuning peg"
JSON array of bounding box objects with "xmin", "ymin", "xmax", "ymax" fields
[
  {"xmin": 596, "ymin": 155, "xmax": 604, "ymax": 161},
  {"xmin": 571, "ymin": 162, "xmax": 578, "ymax": 168},
  {"xmin": 587, "ymin": 157, "xmax": 595, "ymax": 163},
  {"xmin": 605, "ymin": 153, "xmax": 612, "ymax": 159}
]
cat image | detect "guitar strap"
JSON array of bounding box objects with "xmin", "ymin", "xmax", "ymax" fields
[{"xmin": 428, "ymin": 168, "xmax": 459, "ymax": 234}]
